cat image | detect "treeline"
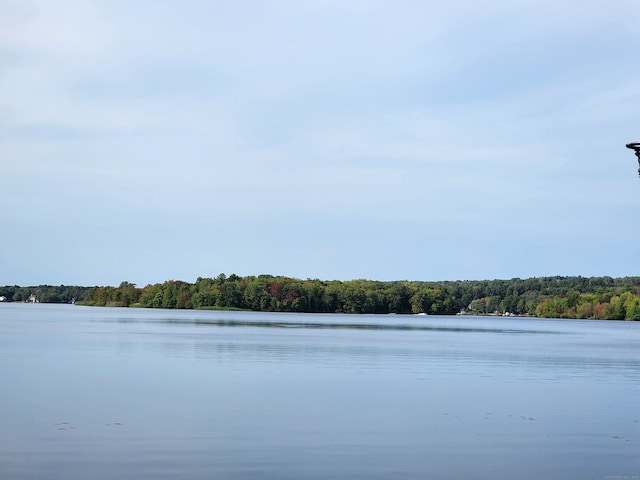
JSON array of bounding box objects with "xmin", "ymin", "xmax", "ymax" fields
[
  {"xmin": 0, "ymin": 285, "xmax": 91, "ymax": 304},
  {"xmin": 3, "ymin": 276, "xmax": 638, "ymax": 320},
  {"xmin": 82, "ymin": 276, "xmax": 460, "ymax": 315},
  {"xmin": 447, "ymin": 276, "xmax": 640, "ymax": 320},
  {"xmin": 79, "ymin": 274, "xmax": 640, "ymax": 320}
]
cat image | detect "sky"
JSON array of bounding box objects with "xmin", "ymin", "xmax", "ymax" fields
[{"xmin": 1, "ymin": 0, "xmax": 639, "ymax": 287}]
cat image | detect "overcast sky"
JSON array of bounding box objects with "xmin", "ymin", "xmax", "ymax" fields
[{"xmin": 1, "ymin": 0, "xmax": 639, "ymax": 287}]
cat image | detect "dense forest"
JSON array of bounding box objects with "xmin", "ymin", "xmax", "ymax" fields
[
  {"xmin": 0, "ymin": 285, "xmax": 91, "ymax": 304},
  {"xmin": 4, "ymin": 274, "xmax": 635, "ymax": 320}
]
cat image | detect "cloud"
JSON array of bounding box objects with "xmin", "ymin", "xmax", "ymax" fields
[{"xmin": 1, "ymin": 0, "xmax": 639, "ymax": 285}]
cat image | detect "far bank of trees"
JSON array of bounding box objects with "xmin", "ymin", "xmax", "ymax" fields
[
  {"xmin": 82, "ymin": 276, "xmax": 460, "ymax": 315},
  {"xmin": 77, "ymin": 275, "xmax": 640, "ymax": 321},
  {"xmin": 0, "ymin": 285, "xmax": 91, "ymax": 304},
  {"xmin": 3, "ymin": 275, "xmax": 638, "ymax": 320}
]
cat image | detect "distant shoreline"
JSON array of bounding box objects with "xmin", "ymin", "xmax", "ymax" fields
[{"xmin": 3, "ymin": 275, "xmax": 638, "ymax": 321}]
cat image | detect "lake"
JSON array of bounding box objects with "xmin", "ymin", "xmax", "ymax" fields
[{"xmin": 0, "ymin": 304, "xmax": 638, "ymax": 479}]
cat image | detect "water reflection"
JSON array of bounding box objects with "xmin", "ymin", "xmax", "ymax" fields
[
  {"xmin": 113, "ymin": 316, "xmax": 564, "ymax": 335},
  {"xmin": 107, "ymin": 323, "xmax": 640, "ymax": 385}
]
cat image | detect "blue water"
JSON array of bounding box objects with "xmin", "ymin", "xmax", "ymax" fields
[{"xmin": 0, "ymin": 304, "xmax": 638, "ymax": 479}]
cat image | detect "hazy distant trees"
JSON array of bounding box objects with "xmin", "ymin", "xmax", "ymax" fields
[{"xmin": 0, "ymin": 285, "xmax": 91, "ymax": 303}]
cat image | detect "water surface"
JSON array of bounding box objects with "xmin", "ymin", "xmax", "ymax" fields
[{"xmin": 1, "ymin": 304, "xmax": 638, "ymax": 479}]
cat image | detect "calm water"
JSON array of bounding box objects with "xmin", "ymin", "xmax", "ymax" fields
[{"xmin": 0, "ymin": 304, "xmax": 638, "ymax": 480}]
